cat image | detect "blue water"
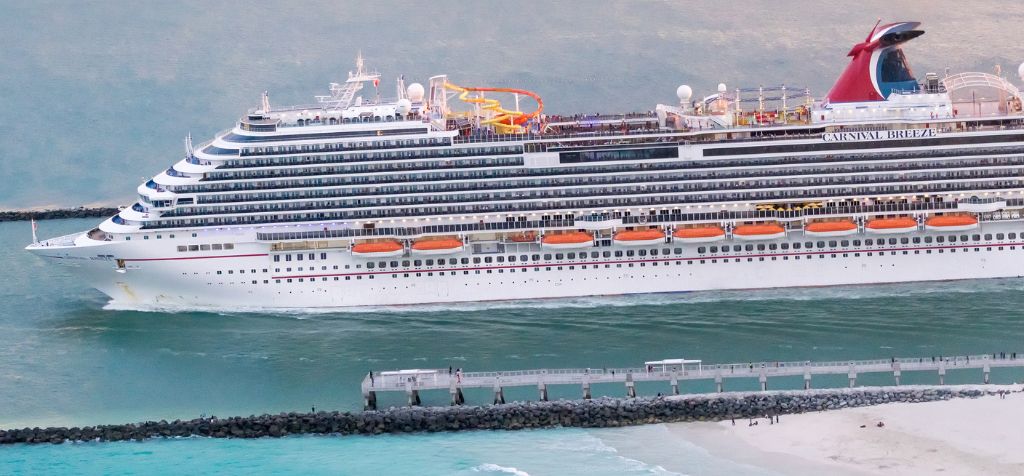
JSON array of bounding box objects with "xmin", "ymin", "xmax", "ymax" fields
[
  {"xmin": 4, "ymin": 218, "xmax": 1024, "ymax": 473},
  {"xmin": 4, "ymin": 429, "xmax": 727, "ymax": 476}
]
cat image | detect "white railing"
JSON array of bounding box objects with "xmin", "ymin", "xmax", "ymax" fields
[{"xmin": 363, "ymin": 354, "xmax": 1023, "ymax": 393}]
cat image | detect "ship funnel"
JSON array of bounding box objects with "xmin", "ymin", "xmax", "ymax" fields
[{"xmin": 826, "ymin": 21, "xmax": 923, "ymax": 103}]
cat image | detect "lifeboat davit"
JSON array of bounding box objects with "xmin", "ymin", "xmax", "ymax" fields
[
  {"xmin": 733, "ymin": 224, "xmax": 786, "ymax": 241},
  {"xmin": 352, "ymin": 240, "xmax": 404, "ymax": 258},
  {"xmin": 614, "ymin": 229, "xmax": 665, "ymax": 246},
  {"xmin": 541, "ymin": 232, "xmax": 593, "ymax": 249},
  {"xmin": 672, "ymin": 226, "xmax": 725, "ymax": 243},
  {"xmin": 411, "ymin": 237, "xmax": 464, "ymax": 255},
  {"xmin": 925, "ymin": 215, "xmax": 978, "ymax": 232},
  {"xmin": 865, "ymin": 217, "xmax": 918, "ymax": 234},
  {"xmin": 805, "ymin": 220, "xmax": 858, "ymax": 237}
]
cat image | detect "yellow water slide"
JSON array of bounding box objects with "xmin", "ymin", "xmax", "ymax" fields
[{"xmin": 443, "ymin": 83, "xmax": 544, "ymax": 133}]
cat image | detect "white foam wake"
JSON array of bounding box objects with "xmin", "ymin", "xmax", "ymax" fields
[
  {"xmin": 100, "ymin": 277, "xmax": 1024, "ymax": 317},
  {"xmin": 473, "ymin": 463, "xmax": 530, "ymax": 476}
]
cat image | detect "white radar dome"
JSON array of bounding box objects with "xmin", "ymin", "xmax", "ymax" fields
[
  {"xmin": 717, "ymin": 83, "xmax": 728, "ymax": 93},
  {"xmin": 396, "ymin": 98, "xmax": 412, "ymax": 115},
  {"xmin": 407, "ymin": 83, "xmax": 425, "ymax": 102},
  {"xmin": 1018, "ymin": 62, "xmax": 1024, "ymax": 82},
  {"xmin": 676, "ymin": 85, "xmax": 693, "ymax": 102}
]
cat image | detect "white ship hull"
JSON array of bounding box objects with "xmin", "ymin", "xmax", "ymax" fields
[{"xmin": 29, "ymin": 220, "xmax": 1024, "ymax": 308}]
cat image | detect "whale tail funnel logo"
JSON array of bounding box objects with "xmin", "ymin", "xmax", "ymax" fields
[{"xmin": 825, "ymin": 21, "xmax": 923, "ymax": 103}]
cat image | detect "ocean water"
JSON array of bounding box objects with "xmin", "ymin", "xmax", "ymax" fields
[
  {"xmin": 1, "ymin": 1, "xmax": 1021, "ymax": 208},
  {"xmin": 4, "ymin": 218, "xmax": 1024, "ymax": 474}
]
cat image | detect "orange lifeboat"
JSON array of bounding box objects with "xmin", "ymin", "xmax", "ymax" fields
[
  {"xmin": 805, "ymin": 220, "xmax": 858, "ymax": 237},
  {"xmin": 411, "ymin": 237, "xmax": 464, "ymax": 255},
  {"xmin": 733, "ymin": 224, "xmax": 786, "ymax": 241},
  {"xmin": 672, "ymin": 226, "xmax": 725, "ymax": 243},
  {"xmin": 925, "ymin": 215, "xmax": 978, "ymax": 231},
  {"xmin": 613, "ymin": 229, "xmax": 665, "ymax": 246},
  {"xmin": 507, "ymin": 231, "xmax": 538, "ymax": 243},
  {"xmin": 352, "ymin": 240, "xmax": 404, "ymax": 258},
  {"xmin": 541, "ymin": 232, "xmax": 593, "ymax": 249},
  {"xmin": 865, "ymin": 217, "xmax": 917, "ymax": 234}
]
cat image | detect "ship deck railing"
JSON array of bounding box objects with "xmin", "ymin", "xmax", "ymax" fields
[
  {"xmin": 166, "ymin": 169, "xmax": 1024, "ymax": 219},
  {"xmin": 250, "ymin": 198, "xmax": 1023, "ymax": 242},
  {"xmin": 450, "ymin": 114, "xmax": 1024, "ymax": 147},
  {"xmin": 33, "ymin": 231, "xmax": 82, "ymax": 247}
]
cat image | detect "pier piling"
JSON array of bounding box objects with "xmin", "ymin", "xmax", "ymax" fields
[
  {"xmin": 759, "ymin": 372, "xmax": 768, "ymax": 391},
  {"xmin": 625, "ymin": 373, "xmax": 636, "ymax": 398},
  {"xmin": 538, "ymin": 383, "xmax": 548, "ymax": 401},
  {"xmin": 984, "ymin": 363, "xmax": 991, "ymax": 384},
  {"xmin": 714, "ymin": 373, "xmax": 723, "ymax": 393},
  {"xmin": 364, "ymin": 391, "xmax": 377, "ymax": 411},
  {"xmin": 803, "ymin": 371, "xmax": 812, "ymax": 390},
  {"xmin": 450, "ymin": 386, "xmax": 465, "ymax": 406},
  {"xmin": 848, "ymin": 366, "xmax": 857, "ymax": 388},
  {"xmin": 939, "ymin": 361, "xmax": 947, "ymax": 385}
]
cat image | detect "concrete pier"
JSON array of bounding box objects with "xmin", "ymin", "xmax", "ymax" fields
[{"xmin": 361, "ymin": 353, "xmax": 1024, "ymax": 409}]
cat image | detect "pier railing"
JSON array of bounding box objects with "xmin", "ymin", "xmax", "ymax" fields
[{"xmin": 361, "ymin": 353, "xmax": 1024, "ymax": 409}]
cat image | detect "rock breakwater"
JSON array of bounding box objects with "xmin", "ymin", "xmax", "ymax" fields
[
  {"xmin": 0, "ymin": 207, "xmax": 119, "ymax": 222},
  {"xmin": 0, "ymin": 386, "xmax": 1005, "ymax": 445}
]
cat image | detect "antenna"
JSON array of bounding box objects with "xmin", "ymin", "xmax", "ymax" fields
[
  {"xmin": 397, "ymin": 75, "xmax": 407, "ymax": 100},
  {"xmin": 318, "ymin": 53, "xmax": 381, "ymax": 110},
  {"xmin": 261, "ymin": 91, "xmax": 271, "ymax": 113},
  {"xmin": 184, "ymin": 132, "xmax": 194, "ymax": 159},
  {"xmin": 866, "ymin": 18, "xmax": 882, "ymax": 41}
]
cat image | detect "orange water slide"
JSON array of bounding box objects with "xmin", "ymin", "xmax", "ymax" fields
[{"xmin": 444, "ymin": 83, "xmax": 544, "ymax": 133}]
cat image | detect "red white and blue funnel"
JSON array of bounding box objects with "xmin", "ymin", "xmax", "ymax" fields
[{"xmin": 825, "ymin": 21, "xmax": 923, "ymax": 103}]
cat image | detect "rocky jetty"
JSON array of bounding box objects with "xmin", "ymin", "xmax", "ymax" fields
[
  {"xmin": 0, "ymin": 207, "xmax": 119, "ymax": 223},
  {"xmin": 0, "ymin": 386, "xmax": 1004, "ymax": 445}
]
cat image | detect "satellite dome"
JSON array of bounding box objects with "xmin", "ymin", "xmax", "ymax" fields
[
  {"xmin": 396, "ymin": 98, "xmax": 412, "ymax": 115},
  {"xmin": 717, "ymin": 83, "xmax": 728, "ymax": 93},
  {"xmin": 1018, "ymin": 62, "xmax": 1024, "ymax": 82},
  {"xmin": 407, "ymin": 83, "xmax": 425, "ymax": 102},
  {"xmin": 676, "ymin": 85, "xmax": 693, "ymax": 102}
]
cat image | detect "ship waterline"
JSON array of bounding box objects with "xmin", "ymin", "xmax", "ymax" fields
[{"xmin": 25, "ymin": 21, "xmax": 1024, "ymax": 308}]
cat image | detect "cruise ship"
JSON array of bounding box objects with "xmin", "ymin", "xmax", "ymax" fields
[{"xmin": 27, "ymin": 21, "xmax": 1024, "ymax": 308}]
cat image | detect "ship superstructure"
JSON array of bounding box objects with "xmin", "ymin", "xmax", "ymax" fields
[{"xmin": 26, "ymin": 23, "xmax": 1024, "ymax": 308}]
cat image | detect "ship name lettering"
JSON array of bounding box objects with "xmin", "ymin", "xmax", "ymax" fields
[{"xmin": 822, "ymin": 128, "xmax": 937, "ymax": 143}]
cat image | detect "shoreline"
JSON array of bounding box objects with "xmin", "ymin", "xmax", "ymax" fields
[
  {"xmin": 0, "ymin": 207, "xmax": 120, "ymax": 223},
  {"xmin": 669, "ymin": 385, "xmax": 1024, "ymax": 476}
]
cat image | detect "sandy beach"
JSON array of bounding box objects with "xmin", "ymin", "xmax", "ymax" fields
[{"xmin": 664, "ymin": 385, "xmax": 1024, "ymax": 475}]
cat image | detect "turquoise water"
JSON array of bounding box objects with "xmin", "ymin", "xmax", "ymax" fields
[
  {"xmin": 4, "ymin": 218, "xmax": 1024, "ymax": 473},
  {"xmin": 4, "ymin": 428, "xmax": 771, "ymax": 476}
]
